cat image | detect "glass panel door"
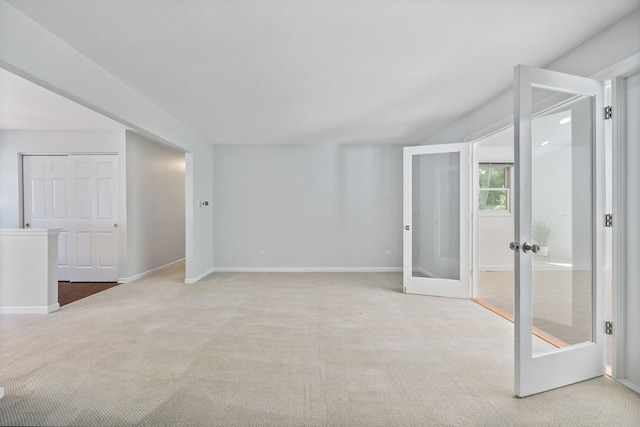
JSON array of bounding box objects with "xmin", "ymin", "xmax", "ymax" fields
[
  {"xmin": 514, "ymin": 65, "xmax": 606, "ymax": 397},
  {"xmin": 403, "ymin": 143, "xmax": 470, "ymax": 298}
]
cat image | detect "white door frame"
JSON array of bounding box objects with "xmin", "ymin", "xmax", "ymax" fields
[{"xmin": 611, "ymin": 65, "xmax": 640, "ymax": 394}]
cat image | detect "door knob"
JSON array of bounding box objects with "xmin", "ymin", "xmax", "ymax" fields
[
  {"xmin": 114, "ymin": 223, "xmax": 119, "ymax": 228},
  {"xmin": 522, "ymin": 242, "xmax": 540, "ymax": 253},
  {"xmin": 405, "ymin": 225, "xmax": 411, "ymax": 230},
  {"xmin": 25, "ymin": 223, "xmax": 30, "ymax": 228},
  {"xmin": 509, "ymin": 242, "xmax": 519, "ymax": 251}
]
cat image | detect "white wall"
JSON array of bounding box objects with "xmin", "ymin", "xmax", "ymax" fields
[
  {"xmin": 185, "ymin": 146, "xmax": 214, "ymax": 282},
  {"xmin": 618, "ymin": 69, "xmax": 640, "ymax": 391},
  {"xmin": 0, "ymin": 1, "xmax": 214, "ymax": 283},
  {"xmin": 425, "ymin": 9, "xmax": 640, "ymax": 145},
  {"xmin": 124, "ymin": 131, "xmax": 185, "ymax": 281},
  {"xmin": 212, "ymin": 144, "xmax": 402, "ymax": 270},
  {"xmin": 0, "ymin": 229, "xmax": 59, "ymax": 313}
]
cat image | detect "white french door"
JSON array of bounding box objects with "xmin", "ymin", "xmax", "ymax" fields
[
  {"xmin": 23, "ymin": 154, "xmax": 120, "ymax": 282},
  {"xmin": 403, "ymin": 143, "xmax": 471, "ymax": 298},
  {"xmin": 513, "ymin": 65, "xmax": 606, "ymax": 396}
]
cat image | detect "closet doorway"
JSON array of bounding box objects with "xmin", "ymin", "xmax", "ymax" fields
[{"xmin": 23, "ymin": 154, "xmax": 120, "ymax": 282}]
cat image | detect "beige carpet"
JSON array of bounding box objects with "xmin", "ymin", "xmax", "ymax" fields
[{"xmin": 1, "ymin": 263, "xmax": 639, "ymax": 426}]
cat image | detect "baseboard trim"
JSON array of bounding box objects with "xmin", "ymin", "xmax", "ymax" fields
[
  {"xmin": 210, "ymin": 267, "xmax": 402, "ymax": 273},
  {"xmin": 0, "ymin": 303, "xmax": 59, "ymax": 314},
  {"xmin": 118, "ymin": 258, "xmax": 185, "ymax": 284},
  {"xmin": 185, "ymin": 267, "xmax": 215, "ymax": 284},
  {"xmin": 616, "ymin": 379, "xmax": 640, "ymax": 395}
]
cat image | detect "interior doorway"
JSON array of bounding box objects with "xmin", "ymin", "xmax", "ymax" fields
[
  {"xmin": 471, "ymin": 126, "xmax": 561, "ymax": 352},
  {"xmin": 22, "ymin": 154, "xmax": 120, "ymax": 282},
  {"xmin": 471, "ymin": 97, "xmax": 614, "ymax": 365}
]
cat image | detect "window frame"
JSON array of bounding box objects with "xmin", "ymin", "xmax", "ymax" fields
[{"xmin": 478, "ymin": 162, "xmax": 513, "ymax": 215}]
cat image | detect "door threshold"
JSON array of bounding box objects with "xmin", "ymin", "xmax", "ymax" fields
[{"xmin": 471, "ymin": 298, "xmax": 568, "ymax": 349}]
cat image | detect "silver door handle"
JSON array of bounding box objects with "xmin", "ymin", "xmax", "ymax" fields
[
  {"xmin": 25, "ymin": 223, "xmax": 30, "ymax": 228},
  {"xmin": 405, "ymin": 225, "xmax": 410, "ymax": 230},
  {"xmin": 522, "ymin": 242, "xmax": 540, "ymax": 253},
  {"xmin": 114, "ymin": 223, "xmax": 119, "ymax": 228}
]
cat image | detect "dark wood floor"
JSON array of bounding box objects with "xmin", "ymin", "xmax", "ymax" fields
[{"xmin": 58, "ymin": 282, "xmax": 118, "ymax": 306}]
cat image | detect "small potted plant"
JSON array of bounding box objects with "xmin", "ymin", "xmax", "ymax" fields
[{"xmin": 532, "ymin": 220, "xmax": 552, "ymax": 257}]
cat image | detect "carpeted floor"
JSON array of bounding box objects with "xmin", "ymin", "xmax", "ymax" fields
[{"xmin": 0, "ymin": 262, "xmax": 639, "ymax": 426}]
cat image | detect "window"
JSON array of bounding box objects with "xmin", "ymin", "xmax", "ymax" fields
[{"xmin": 479, "ymin": 163, "xmax": 511, "ymax": 211}]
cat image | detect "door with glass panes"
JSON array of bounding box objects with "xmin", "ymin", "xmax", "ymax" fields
[
  {"xmin": 512, "ymin": 65, "xmax": 606, "ymax": 397},
  {"xmin": 403, "ymin": 143, "xmax": 471, "ymax": 299}
]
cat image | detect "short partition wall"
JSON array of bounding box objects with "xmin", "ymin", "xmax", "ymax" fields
[{"xmin": 0, "ymin": 228, "xmax": 60, "ymax": 314}]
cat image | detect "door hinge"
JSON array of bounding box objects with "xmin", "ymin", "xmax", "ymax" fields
[
  {"xmin": 605, "ymin": 106, "xmax": 612, "ymax": 120},
  {"xmin": 605, "ymin": 321, "xmax": 613, "ymax": 335},
  {"xmin": 605, "ymin": 213, "xmax": 613, "ymax": 227}
]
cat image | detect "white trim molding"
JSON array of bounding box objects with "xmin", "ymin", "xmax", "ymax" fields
[
  {"xmin": 185, "ymin": 267, "xmax": 215, "ymax": 284},
  {"xmin": 118, "ymin": 258, "xmax": 185, "ymax": 284},
  {"xmin": 0, "ymin": 303, "xmax": 59, "ymax": 314},
  {"xmin": 211, "ymin": 267, "xmax": 402, "ymax": 273}
]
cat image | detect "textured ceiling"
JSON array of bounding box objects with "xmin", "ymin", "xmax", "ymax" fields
[{"xmin": 5, "ymin": 0, "xmax": 640, "ymax": 143}]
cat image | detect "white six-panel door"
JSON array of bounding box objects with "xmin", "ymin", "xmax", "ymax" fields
[
  {"xmin": 23, "ymin": 154, "xmax": 119, "ymax": 282},
  {"xmin": 67, "ymin": 155, "xmax": 119, "ymax": 282},
  {"xmin": 23, "ymin": 155, "xmax": 71, "ymax": 280}
]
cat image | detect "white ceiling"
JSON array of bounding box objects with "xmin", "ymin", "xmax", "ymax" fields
[
  {"xmin": 0, "ymin": 67, "xmax": 126, "ymax": 130},
  {"xmin": 5, "ymin": 0, "xmax": 640, "ymax": 144}
]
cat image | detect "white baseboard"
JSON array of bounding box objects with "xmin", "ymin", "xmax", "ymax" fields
[
  {"xmin": 616, "ymin": 379, "xmax": 640, "ymax": 395},
  {"xmin": 118, "ymin": 258, "xmax": 185, "ymax": 284},
  {"xmin": 210, "ymin": 267, "xmax": 402, "ymax": 273},
  {"xmin": 185, "ymin": 267, "xmax": 215, "ymax": 284},
  {"xmin": 0, "ymin": 303, "xmax": 59, "ymax": 314}
]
